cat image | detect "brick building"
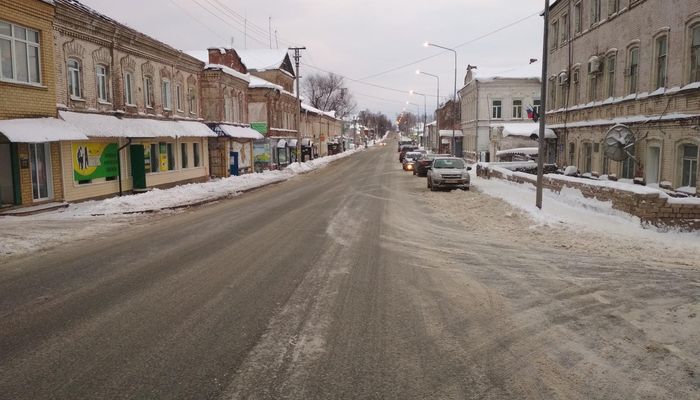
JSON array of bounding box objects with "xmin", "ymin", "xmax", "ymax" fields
[
  {"xmin": 52, "ymin": 0, "xmax": 216, "ymax": 202},
  {"xmin": 435, "ymin": 99, "xmax": 462, "ymax": 155},
  {"xmin": 300, "ymin": 103, "xmax": 342, "ymax": 158},
  {"xmin": 546, "ymin": 0, "xmax": 700, "ymax": 193},
  {"xmin": 0, "ymin": 0, "xmax": 83, "ymax": 208}
]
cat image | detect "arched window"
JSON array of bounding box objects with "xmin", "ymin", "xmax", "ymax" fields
[
  {"xmin": 680, "ymin": 143, "xmax": 698, "ymax": 188},
  {"xmin": 654, "ymin": 35, "xmax": 668, "ymax": 89},
  {"xmin": 606, "ymin": 54, "xmax": 616, "ymax": 97},
  {"xmin": 95, "ymin": 64, "xmax": 108, "ymax": 102},
  {"xmin": 143, "ymin": 75, "xmax": 154, "ymax": 108},
  {"xmin": 67, "ymin": 58, "xmax": 81, "ymax": 98},
  {"xmin": 123, "ymin": 71, "xmax": 134, "ymax": 105},
  {"xmin": 627, "ymin": 47, "xmax": 640, "ymax": 94}
]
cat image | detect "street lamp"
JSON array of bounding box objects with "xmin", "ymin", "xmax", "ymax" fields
[
  {"xmin": 410, "ymin": 90, "xmax": 428, "ymax": 148},
  {"xmin": 416, "ymin": 69, "xmax": 440, "ymax": 152},
  {"xmin": 424, "ymin": 41, "xmax": 458, "ymax": 157},
  {"xmin": 406, "ymin": 101, "xmax": 420, "ymax": 140}
]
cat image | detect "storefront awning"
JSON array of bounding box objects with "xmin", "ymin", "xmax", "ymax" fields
[
  {"xmin": 0, "ymin": 117, "xmax": 88, "ymax": 143},
  {"xmin": 59, "ymin": 111, "xmax": 216, "ymax": 138},
  {"xmin": 276, "ymin": 139, "xmax": 287, "ymax": 148},
  {"xmin": 288, "ymin": 139, "xmax": 298, "ymax": 147},
  {"xmin": 301, "ymin": 138, "xmax": 313, "ymax": 147},
  {"xmin": 439, "ymin": 129, "xmax": 464, "ymax": 137},
  {"xmin": 218, "ymin": 124, "xmax": 264, "ymax": 140}
]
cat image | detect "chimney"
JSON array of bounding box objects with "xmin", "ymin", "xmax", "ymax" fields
[{"xmin": 206, "ymin": 48, "xmax": 247, "ymax": 74}]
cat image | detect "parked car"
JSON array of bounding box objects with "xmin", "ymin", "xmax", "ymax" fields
[
  {"xmin": 402, "ymin": 151, "xmax": 423, "ymax": 171},
  {"xmin": 414, "ymin": 153, "xmax": 451, "ymax": 176},
  {"xmin": 399, "ymin": 145, "xmax": 418, "ymax": 162},
  {"xmin": 427, "ymin": 157, "xmax": 471, "ymax": 191}
]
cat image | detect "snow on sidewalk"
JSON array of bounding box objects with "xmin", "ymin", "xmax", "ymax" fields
[
  {"xmin": 471, "ymin": 174, "xmax": 700, "ymax": 248},
  {"xmin": 0, "ymin": 148, "xmax": 361, "ymax": 258}
]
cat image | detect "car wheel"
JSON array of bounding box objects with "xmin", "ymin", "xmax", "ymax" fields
[{"xmin": 427, "ymin": 179, "xmax": 431, "ymax": 189}]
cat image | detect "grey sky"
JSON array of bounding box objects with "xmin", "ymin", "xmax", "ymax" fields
[{"xmin": 81, "ymin": 0, "xmax": 545, "ymax": 118}]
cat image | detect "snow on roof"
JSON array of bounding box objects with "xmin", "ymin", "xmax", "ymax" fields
[
  {"xmin": 236, "ymin": 49, "xmax": 289, "ymax": 71},
  {"xmin": 185, "ymin": 50, "xmax": 208, "ymax": 63},
  {"xmin": 490, "ymin": 122, "xmax": 556, "ymax": 139},
  {"xmin": 218, "ymin": 124, "xmax": 264, "ymax": 140},
  {"xmin": 301, "ymin": 103, "xmax": 338, "ymax": 119},
  {"xmin": 0, "ymin": 117, "xmax": 88, "ymax": 143},
  {"xmin": 59, "ymin": 111, "xmax": 216, "ymax": 138},
  {"xmin": 496, "ymin": 147, "xmax": 539, "ymax": 157},
  {"xmin": 439, "ymin": 129, "xmax": 464, "ymax": 137},
  {"xmin": 205, "ymin": 64, "xmax": 250, "ymax": 82},
  {"xmin": 249, "ymin": 75, "xmax": 283, "ymax": 91},
  {"xmin": 468, "ymin": 63, "xmax": 542, "ymax": 84},
  {"xmin": 547, "ymin": 112, "xmax": 700, "ymax": 129}
]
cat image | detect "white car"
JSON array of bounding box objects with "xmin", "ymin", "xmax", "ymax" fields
[{"xmin": 427, "ymin": 157, "xmax": 471, "ymax": 191}]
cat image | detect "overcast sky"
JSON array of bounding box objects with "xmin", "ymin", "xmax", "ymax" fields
[{"xmin": 81, "ymin": 0, "xmax": 545, "ymax": 119}]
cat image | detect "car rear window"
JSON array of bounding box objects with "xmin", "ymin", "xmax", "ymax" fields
[{"xmin": 433, "ymin": 159, "xmax": 465, "ymax": 169}]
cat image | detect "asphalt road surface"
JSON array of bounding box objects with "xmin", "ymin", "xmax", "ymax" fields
[{"xmin": 0, "ymin": 143, "xmax": 698, "ymax": 399}]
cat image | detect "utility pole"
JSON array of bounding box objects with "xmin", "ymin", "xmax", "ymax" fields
[
  {"xmin": 268, "ymin": 17, "xmax": 272, "ymax": 49},
  {"xmin": 536, "ymin": 0, "xmax": 550, "ymax": 209},
  {"xmin": 290, "ymin": 46, "xmax": 306, "ymax": 163}
]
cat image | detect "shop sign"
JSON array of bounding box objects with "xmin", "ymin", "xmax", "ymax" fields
[
  {"xmin": 72, "ymin": 142, "xmax": 118, "ymax": 181},
  {"xmin": 251, "ymin": 122, "xmax": 268, "ymax": 135},
  {"xmin": 159, "ymin": 142, "xmax": 168, "ymax": 171},
  {"xmin": 254, "ymin": 142, "xmax": 271, "ymax": 163}
]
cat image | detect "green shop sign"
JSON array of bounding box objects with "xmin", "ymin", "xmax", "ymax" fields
[
  {"xmin": 72, "ymin": 142, "xmax": 119, "ymax": 181},
  {"xmin": 251, "ymin": 122, "xmax": 268, "ymax": 135}
]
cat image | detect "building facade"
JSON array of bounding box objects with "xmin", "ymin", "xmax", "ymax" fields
[
  {"xmin": 52, "ymin": 0, "xmax": 214, "ymax": 202},
  {"xmin": 459, "ymin": 68, "xmax": 542, "ymax": 163},
  {"xmin": 547, "ymin": 0, "xmax": 700, "ymax": 192},
  {"xmin": 436, "ymin": 99, "xmax": 462, "ymax": 155},
  {"xmin": 0, "ymin": 0, "xmax": 67, "ymax": 208}
]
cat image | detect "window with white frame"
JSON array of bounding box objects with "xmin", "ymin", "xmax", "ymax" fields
[
  {"xmin": 582, "ymin": 142, "xmax": 593, "ymax": 172},
  {"xmin": 574, "ymin": 2, "xmax": 582, "ymax": 34},
  {"xmin": 561, "ymin": 14, "xmax": 569, "ymax": 44},
  {"xmin": 68, "ymin": 58, "xmax": 81, "ymax": 98},
  {"xmin": 621, "ymin": 144, "xmax": 636, "ymax": 179},
  {"xmin": 568, "ymin": 142, "xmax": 576, "ymax": 165},
  {"xmin": 606, "ymin": 55, "xmax": 616, "ymax": 98},
  {"xmin": 572, "ymin": 69, "xmax": 580, "ymax": 104},
  {"xmin": 533, "ymin": 99, "xmax": 541, "ymax": 117},
  {"xmin": 655, "ymin": 35, "xmax": 668, "ymax": 89},
  {"xmin": 188, "ymin": 87, "xmax": 196, "ymax": 114},
  {"xmin": 627, "ymin": 47, "xmax": 639, "ymax": 94},
  {"xmin": 181, "ymin": 142, "xmax": 188, "ymax": 168},
  {"xmin": 549, "ymin": 78, "xmax": 557, "ymax": 109},
  {"xmin": 681, "ymin": 144, "xmax": 698, "ymax": 187},
  {"xmin": 491, "ymin": 100, "xmax": 502, "ymax": 119},
  {"xmin": 608, "ymin": 0, "xmax": 620, "ymax": 15},
  {"xmin": 161, "ymin": 79, "xmax": 172, "ymax": 110},
  {"xmin": 588, "ymin": 72, "xmax": 599, "ymax": 102},
  {"xmin": 690, "ymin": 24, "xmax": 700, "ymax": 83},
  {"xmin": 512, "ymin": 99, "xmax": 522, "ymax": 119},
  {"xmin": 550, "ymin": 21, "xmax": 559, "ymax": 50},
  {"xmin": 175, "ymin": 84, "xmax": 183, "ymax": 111},
  {"xmin": 591, "ymin": 0, "xmax": 601, "ymax": 25},
  {"xmin": 193, "ymin": 142, "xmax": 201, "ymax": 167},
  {"xmin": 0, "ymin": 20, "xmax": 41, "ymax": 84},
  {"xmin": 224, "ymin": 96, "xmax": 233, "ymax": 122},
  {"xmin": 124, "ymin": 72, "xmax": 134, "ymax": 105},
  {"xmin": 144, "ymin": 76, "xmax": 154, "ymax": 108},
  {"xmin": 96, "ymin": 64, "xmax": 108, "ymax": 102}
]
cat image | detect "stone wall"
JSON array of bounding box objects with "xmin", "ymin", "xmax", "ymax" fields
[{"xmin": 478, "ymin": 165, "xmax": 700, "ymax": 230}]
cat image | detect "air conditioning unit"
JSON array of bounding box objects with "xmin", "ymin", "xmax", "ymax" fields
[
  {"xmin": 558, "ymin": 71, "xmax": 569, "ymax": 85},
  {"xmin": 588, "ymin": 56, "xmax": 602, "ymax": 74}
]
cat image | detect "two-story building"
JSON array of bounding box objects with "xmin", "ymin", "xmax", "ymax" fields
[
  {"xmin": 458, "ymin": 65, "xmax": 545, "ymax": 163},
  {"xmin": 0, "ymin": 0, "xmax": 84, "ymax": 209},
  {"xmin": 300, "ymin": 103, "xmax": 341, "ymax": 158},
  {"xmin": 546, "ymin": 0, "xmax": 700, "ymax": 192},
  {"xmin": 52, "ymin": 0, "xmax": 216, "ymax": 202},
  {"xmin": 436, "ymin": 99, "xmax": 462, "ymax": 155}
]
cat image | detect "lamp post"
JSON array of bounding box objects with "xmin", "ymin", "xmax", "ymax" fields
[
  {"xmin": 424, "ymin": 41, "xmax": 457, "ymax": 157},
  {"xmin": 410, "ymin": 90, "xmax": 428, "ymax": 148},
  {"xmin": 406, "ymin": 101, "xmax": 420, "ymax": 140},
  {"xmin": 536, "ymin": 0, "xmax": 550, "ymax": 210},
  {"xmin": 416, "ymin": 69, "xmax": 440, "ymax": 151}
]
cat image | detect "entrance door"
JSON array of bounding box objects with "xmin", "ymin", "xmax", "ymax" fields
[
  {"xmin": 29, "ymin": 143, "xmax": 52, "ymax": 201},
  {"xmin": 0, "ymin": 144, "xmax": 13, "ymax": 205},
  {"xmin": 130, "ymin": 144, "xmax": 147, "ymax": 190},
  {"xmin": 646, "ymin": 146, "xmax": 660, "ymax": 184},
  {"xmin": 229, "ymin": 151, "xmax": 239, "ymax": 176}
]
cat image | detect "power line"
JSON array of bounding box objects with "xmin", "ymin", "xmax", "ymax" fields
[
  {"xmin": 189, "ymin": 0, "xmax": 269, "ymax": 47},
  {"xmin": 358, "ymin": 11, "xmax": 541, "ymax": 81},
  {"xmin": 168, "ymin": 0, "xmax": 228, "ymax": 42}
]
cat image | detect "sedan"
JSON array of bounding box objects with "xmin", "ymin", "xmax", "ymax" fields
[{"xmin": 427, "ymin": 157, "xmax": 471, "ymax": 191}]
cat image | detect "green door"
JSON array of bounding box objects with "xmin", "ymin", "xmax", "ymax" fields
[{"xmin": 129, "ymin": 144, "xmax": 147, "ymax": 190}]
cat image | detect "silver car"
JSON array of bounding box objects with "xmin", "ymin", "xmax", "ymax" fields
[{"xmin": 427, "ymin": 157, "xmax": 471, "ymax": 191}]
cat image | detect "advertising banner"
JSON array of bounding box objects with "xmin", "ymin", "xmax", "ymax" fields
[
  {"xmin": 251, "ymin": 122, "xmax": 268, "ymax": 135},
  {"xmin": 72, "ymin": 142, "xmax": 118, "ymax": 181}
]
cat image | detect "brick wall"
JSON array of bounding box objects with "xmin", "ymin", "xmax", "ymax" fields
[{"xmin": 478, "ymin": 165, "xmax": 700, "ymax": 230}]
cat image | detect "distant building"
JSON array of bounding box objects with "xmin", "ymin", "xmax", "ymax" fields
[
  {"xmin": 547, "ymin": 0, "xmax": 700, "ymax": 192},
  {"xmin": 436, "ymin": 99, "xmax": 461, "ymax": 155},
  {"xmin": 458, "ymin": 66, "xmax": 542, "ymax": 163}
]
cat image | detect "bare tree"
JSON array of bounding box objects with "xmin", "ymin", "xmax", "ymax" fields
[{"xmin": 302, "ymin": 72, "xmax": 356, "ymax": 119}]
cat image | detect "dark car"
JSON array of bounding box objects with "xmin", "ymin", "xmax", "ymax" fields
[
  {"xmin": 399, "ymin": 145, "xmax": 418, "ymax": 162},
  {"xmin": 414, "ymin": 153, "xmax": 451, "ymax": 176},
  {"xmin": 402, "ymin": 151, "xmax": 423, "ymax": 171}
]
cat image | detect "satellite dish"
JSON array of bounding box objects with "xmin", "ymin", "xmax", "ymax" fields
[{"xmin": 603, "ymin": 124, "xmax": 636, "ymax": 162}]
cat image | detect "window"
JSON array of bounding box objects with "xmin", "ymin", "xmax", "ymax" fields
[
  {"xmin": 574, "ymin": 2, "xmax": 582, "ymax": 33},
  {"xmin": 124, "ymin": 72, "xmax": 134, "ymax": 105},
  {"xmin": 96, "ymin": 65, "xmax": 108, "ymax": 102},
  {"xmin": 224, "ymin": 96, "xmax": 232, "ymax": 122},
  {"xmin": 167, "ymin": 143, "xmax": 175, "ymax": 170},
  {"xmin": 690, "ymin": 24, "xmax": 700, "ymax": 83},
  {"xmin": 583, "ymin": 142, "xmax": 593, "ymax": 172},
  {"xmin": 533, "ymin": 99, "xmax": 541, "ymax": 116},
  {"xmin": 572, "ymin": 69, "xmax": 581, "ymax": 104},
  {"xmin": 621, "ymin": 144, "xmax": 636, "ymax": 179},
  {"xmin": 193, "ymin": 142, "xmax": 201, "ymax": 167},
  {"xmin": 68, "ymin": 59, "xmax": 81, "ymax": 98},
  {"xmin": 568, "ymin": 142, "xmax": 576, "ymax": 165},
  {"xmin": 561, "ymin": 14, "xmax": 569, "ymax": 43},
  {"xmin": 0, "ymin": 21, "xmax": 41, "ymax": 84},
  {"xmin": 602, "ymin": 145, "xmax": 610, "ymax": 175},
  {"xmin": 149, "ymin": 143, "xmax": 159, "ymax": 173},
  {"xmin": 591, "ymin": 0, "xmax": 601, "ymax": 25},
  {"xmin": 162, "ymin": 79, "xmax": 172, "ymax": 110},
  {"xmin": 551, "ymin": 21, "xmax": 559, "ymax": 50},
  {"xmin": 181, "ymin": 142, "xmax": 188, "ymax": 168},
  {"xmin": 628, "ymin": 47, "xmax": 639, "ymax": 94},
  {"xmin": 606, "ymin": 55, "xmax": 616, "ymax": 98},
  {"xmin": 188, "ymin": 87, "xmax": 196, "ymax": 114},
  {"xmin": 512, "ymin": 99, "xmax": 522, "ymax": 119},
  {"xmin": 549, "ymin": 79, "xmax": 557, "ymax": 109},
  {"xmin": 609, "ymin": 0, "xmax": 619, "ymax": 15},
  {"xmin": 655, "ymin": 35, "xmax": 668, "ymax": 89},
  {"xmin": 681, "ymin": 144, "xmax": 698, "ymax": 187},
  {"xmin": 491, "ymin": 100, "xmax": 502, "ymax": 119},
  {"xmin": 144, "ymin": 76, "xmax": 154, "ymax": 108},
  {"xmin": 175, "ymin": 84, "xmax": 183, "ymax": 111}
]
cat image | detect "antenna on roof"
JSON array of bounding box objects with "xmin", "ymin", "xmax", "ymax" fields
[{"xmin": 268, "ymin": 17, "xmax": 272, "ymax": 49}]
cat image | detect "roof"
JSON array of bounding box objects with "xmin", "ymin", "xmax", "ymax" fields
[
  {"xmin": 0, "ymin": 117, "xmax": 88, "ymax": 143},
  {"xmin": 464, "ymin": 63, "xmax": 542, "ymax": 86},
  {"xmin": 248, "ymin": 75, "xmax": 296, "ymax": 97},
  {"xmin": 59, "ymin": 111, "xmax": 216, "ymax": 138},
  {"xmin": 489, "ymin": 122, "xmax": 556, "ymax": 139},
  {"xmin": 301, "ymin": 103, "xmax": 338, "ymax": 119},
  {"xmin": 204, "ymin": 64, "xmax": 250, "ymax": 82},
  {"xmin": 439, "ymin": 129, "xmax": 464, "ymax": 137},
  {"xmin": 217, "ymin": 124, "xmax": 264, "ymax": 140},
  {"xmin": 236, "ymin": 49, "xmax": 292, "ymax": 72},
  {"xmin": 496, "ymin": 147, "xmax": 539, "ymax": 157}
]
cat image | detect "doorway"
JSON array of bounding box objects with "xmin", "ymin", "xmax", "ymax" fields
[
  {"xmin": 0, "ymin": 143, "xmax": 13, "ymax": 205},
  {"xmin": 646, "ymin": 146, "xmax": 660, "ymax": 184},
  {"xmin": 29, "ymin": 143, "xmax": 53, "ymax": 201}
]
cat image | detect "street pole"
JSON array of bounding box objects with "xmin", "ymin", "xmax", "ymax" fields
[
  {"xmin": 424, "ymin": 42, "xmax": 458, "ymax": 156},
  {"xmin": 536, "ymin": 1, "xmax": 550, "ymax": 209},
  {"xmin": 290, "ymin": 46, "xmax": 306, "ymax": 163},
  {"xmin": 417, "ymin": 70, "xmax": 440, "ymax": 152}
]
